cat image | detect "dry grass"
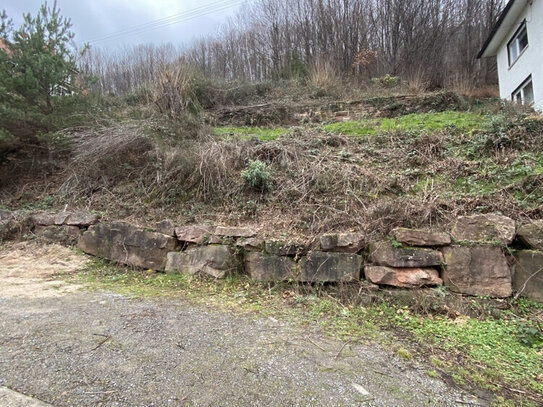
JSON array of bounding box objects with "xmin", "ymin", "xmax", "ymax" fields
[
  {"xmin": 449, "ymin": 74, "xmax": 499, "ymax": 99},
  {"xmin": 149, "ymin": 63, "xmax": 202, "ymax": 117},
  {"xmin": 405, "ymin": 69, "xmax": 430, "ymax": 94},
  {"xmin": 308, "ymin": 59, "xmax": 340, "ymax": 89}
]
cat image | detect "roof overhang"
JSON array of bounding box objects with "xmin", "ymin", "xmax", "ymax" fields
[{"xmin": 477, "ymin": 0, "xmax": 531, "ymax": 59}]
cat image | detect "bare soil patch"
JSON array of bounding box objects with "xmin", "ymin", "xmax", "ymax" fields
[{"xmin": 0, "ymin": 242, "xmax": 87, "ymax": 298}]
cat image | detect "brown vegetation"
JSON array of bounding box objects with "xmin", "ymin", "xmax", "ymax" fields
[{"xmin": 2, "ymin": 92, "xmax": 542, "ymax": 245}]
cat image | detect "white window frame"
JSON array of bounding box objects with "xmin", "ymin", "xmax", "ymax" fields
[
  {"xmin": 512, "ymin": 75, "xmax": 534, "ymax": 105},
  {"xmin": 507, "ymin": 20, "xmax": 529, "ymax": 67}
]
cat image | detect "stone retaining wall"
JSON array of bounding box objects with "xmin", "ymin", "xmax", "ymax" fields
[{"xmin": 1, "ymin": 209, "xmax": 542, "ymax": 302}]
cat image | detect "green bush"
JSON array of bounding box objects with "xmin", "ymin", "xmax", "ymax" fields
[
  {"xmin": 241, "ymin": 160, "xmax": 271, "ymax": 191},
  {"xmin": 371, "ymin": 74, "xmax": 400, "ymax": 88}
]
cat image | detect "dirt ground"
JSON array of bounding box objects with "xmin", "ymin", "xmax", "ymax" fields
[{"xmin": 0, "ymin": 242, "xmax": 488, "ymax": 407}]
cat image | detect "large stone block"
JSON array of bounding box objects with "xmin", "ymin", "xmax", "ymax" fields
[
  {"xmin": 154, "ymin": 219, "xmax": 176, "ymax": 237},
  {"xmin": 512, "ymin": 250, "xmax": 543, "ymax": 302},
  {"xmin": 245, "ymin": 252, "xmax": 298, "ymax": 281},
  {"xmin": 31, "ymin": 211, "xmax": 98, "ymax": 227},
  {"xmin": 77, "ymin": 222, "xmax": 177, "ymax": 270},
  {"xmin": 0, "ymin": 215, "xmax": 30, "ymax": 242},
  {"xmin": 174, "ymin": 225, "xmax": 214, "ymax": 243},
  {"xmin": 63, "ymin": 211, "xmax": 100, "ymax": 227},
  {"xmin": 370, "ymin": 241, "xmax": 443, "ymax": 268},
  {"xmin": 517, "ymin": 220, "xmax": 543, "ymax": 250},
  {"xmin": 392, "ymin": 228, "xmax": 451, "ymax": 247},
  {"xmin": 442, "ymin": 246, "xmax": 512, "ymax": 298},
  {"xmin": 214, "ymin": 226, "xmax": 257, "ymax": 238},
  {"xmin": 364, "ymin": 266, "xmax": 442, "ymax": 288},
  {"xmin": 451, "ymin": 214, "xmax": 516, "ymax": 245},
  {"xmin": 300, "ymin": 252, "xmax": 361, "ymax": 282},
  {"xmin": 320, "ymin": 233, "xmax": 365, "ymax": 253},
  {"xmin": 33, "ymin": 225, "xmax": 82, "ymax": 246},
  {"xmin": 166, "ymin": 245, "xmax": 240, "ymax": 278},
  {"xmin": 236, "ymin": 237, "xmax": 265, "ymax": 251}
]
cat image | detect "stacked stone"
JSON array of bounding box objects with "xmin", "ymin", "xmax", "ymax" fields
[
  {"xmin": 514, "ymin": 220, "xmax": 543, "ymax": 302},
  {"xmin": 2, "ymin": 207, "xmax": 542, "ymax": 302},
  {"xmin": 166, "ymin": 228, "xmax": 364, "ymax": 283},
  {"xmin": 364, "ymin": 229, "xmax": 449, "ymax": 289},
  {"xmin": 0, "ymin": 209, "xmax": 99, "ymax": 246},
  {"xmin": 444, "ymin": 214, "xmax": 516, "ymax": 298}
]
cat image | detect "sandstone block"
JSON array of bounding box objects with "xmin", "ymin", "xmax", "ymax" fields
[
  {"xmin": 451, "ymin": 214, "xmax": 516, "ymax": 245},
  {"xmin": 174, "ymin": 225, "xmax": 214, "ymax": 243},
  {"xmin": 392, "ymin": 228, "xmax": 451, "ymax": 247},
  {"xmin": 30, "ymin": 212, "xmax": 57, "ymax": 226},
  {"xmin": 154, "ymin": 219, "xmax": 176, "ymax": 236},
  {"xmin": 214, "ymin": 226, "xmax": 257, "ymax": 238},
  {"xmin": 245, "ymin": 252, "xmax": 298, "ymax": 281},
  {"xmin": 0, "ymin": 216, "xmax": 31, "ymax": 242},
  {"xmin": 63, "ymin": 211, "xmax": 99, "ymax": 227},
  {"xmin": 33, "ymin": 225, "xmax": 82, "ymax": 246},
  {"xmin": 31, "ymin": 211, "xmax": 98, "ymax": 227},
  {"xmin": 236, "ymin": 237, "xmax": 265, "ymax": 251},
  {"xmin": 442, "ymin": 246, "xmax": 512, "ymax": 298},
  {"xmin": 370, "ymin": 241, "xmax": 443, "ymax": 268},
  {"xmin": 300, "ymin": 252, "xmax": 361, "ymax": 282},
  {"xmin": 166, "ymin": 245, "xmax": 240, "ymax": 278},
  {"xmin": 364, "ymin": 266, "xmax": 442, "ymax": 288},
  {"xmin": 512, "ymin": 250, "xmax": 543, "ymax": 302},
  {"xmin": 320, "ymin": 233, "xmax": 365, "ymax": 253},
  {"xmin": 517, "ymin": 220, "xmax": 543, "ymax": 250},
  {"xmin": 78, "ymin": 222, "xmax": 177, "ymax": 270}
]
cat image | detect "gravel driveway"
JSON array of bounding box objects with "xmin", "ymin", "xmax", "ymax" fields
[{"xmin": 0, "ymin": 242, "xmax": 487, "ymax": 407}]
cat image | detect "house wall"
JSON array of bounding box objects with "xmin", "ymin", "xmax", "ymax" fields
[{"xmin": 496, "ymin": 0, "xmax": 543, "ymax": 111}]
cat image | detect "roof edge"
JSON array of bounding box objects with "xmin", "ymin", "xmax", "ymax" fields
[{"xmin": 477, "ymin": 0, "xmax": 517, "ymax": 59}]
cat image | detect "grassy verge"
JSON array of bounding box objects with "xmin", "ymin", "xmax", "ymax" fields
[
  {"xmin": 65, "ymin": 259, "xmax": 543, "ymax": 407},
  {"xmin": 322, "ymin": 111, "xmax": 486, "ymax": 137}
]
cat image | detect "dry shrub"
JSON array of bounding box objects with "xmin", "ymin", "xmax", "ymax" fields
[
  {"xmin": 150, "ymin": 63, "xmax": 202, "ymax": 117},
  {"xmin": 308, "ymin": 59, "xmax": 340, "ymax": 89},
  {"xmin": 59, "ymin": 123, "xmax": 249, "ymax": 208},
  {"xmin": 405, "ymin": 69, "xmax": 430, "ymax": 93},
  {"xmin": 449, "ymin": 74, "xmax": 499, "ymax": 98},
  {"xmin": 61, "ymin": 123, "xmax": 156, "ymax": 196}
]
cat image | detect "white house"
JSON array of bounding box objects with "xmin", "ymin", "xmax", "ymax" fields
[{"xmin": 478, "ymin": 0, "xmax": 543, "ymax": 111}]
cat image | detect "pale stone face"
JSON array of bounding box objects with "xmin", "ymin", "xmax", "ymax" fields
[{"xmin": 442, "ymin": 246, "xmax": 512, "ymax": 298}]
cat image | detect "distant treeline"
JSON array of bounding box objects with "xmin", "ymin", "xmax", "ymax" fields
[{"xmin": 79, "ymin": 0, "xmax": 503, "ymax": 94}]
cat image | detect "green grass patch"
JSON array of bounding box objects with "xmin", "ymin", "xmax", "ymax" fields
[
  {"xmin": 213, "ymin": 126, "xmax": 287, "ymax": 141},
  {"xmin": 378, "ymin": 305, "xmax": 543, "ymax": 395},
  {"xmin": 323, "ymin": 111, "xmax": 486, "ymax": 137}
]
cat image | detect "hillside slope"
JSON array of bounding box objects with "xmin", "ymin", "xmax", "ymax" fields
[{"xmin": 1, "ymin": 92, "xmax": 542, "ymax": 243}]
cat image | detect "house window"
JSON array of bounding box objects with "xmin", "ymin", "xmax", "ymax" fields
[
  {"xmin": 512, "ymin": 76, "xmax": 534, "ymax": 105},
  {"xmin": 508, "ymin": 21, "xmax": 529, "ymax": 66}
]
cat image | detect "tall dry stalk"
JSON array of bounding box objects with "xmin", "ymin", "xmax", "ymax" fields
[
  {"xmin": 150, "ymin": 63, "xmax": 202, "ymax": 118},
  {"xmin": 308, "ymin": 59, "xmax": 340, "ymax": 89}
]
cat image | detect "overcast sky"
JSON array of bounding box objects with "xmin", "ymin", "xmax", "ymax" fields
[{"xmin": 3, "ymin": 0, "xmax": 244, "ymax": 49}]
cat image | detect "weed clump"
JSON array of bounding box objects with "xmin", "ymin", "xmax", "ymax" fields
[{"xmin": 241, "ymin": 160, "xmax": 272, "ymax": 192}]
